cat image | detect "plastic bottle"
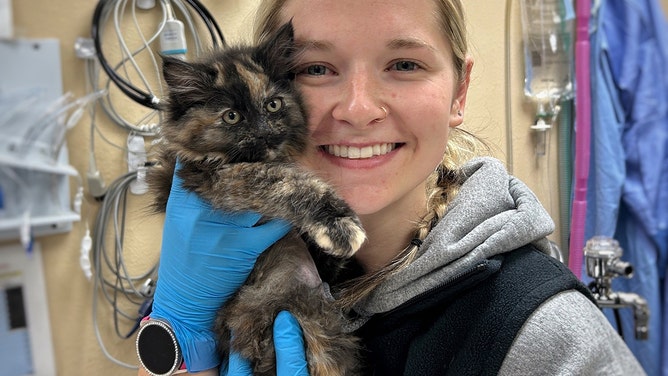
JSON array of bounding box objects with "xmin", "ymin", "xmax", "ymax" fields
[
  {"xmin": 521, "ymin": 0, "xmax": 575, "ymax": 106},
  {"xmin": 520, "ymin": 0, "xmax": 575, "ymax": 155}
]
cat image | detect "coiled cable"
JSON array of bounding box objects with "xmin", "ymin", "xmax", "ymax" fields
[{"xmin": 91, "ymin": 0, "xmax": 225, "ymax": 110}]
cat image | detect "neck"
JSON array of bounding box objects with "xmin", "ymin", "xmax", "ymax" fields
[{"xmin": 355, "ymin": 199, "xmax": 427, "ymax": 273}]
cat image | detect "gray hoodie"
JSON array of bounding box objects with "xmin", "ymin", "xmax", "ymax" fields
[{"xmin": 352, "ymin": 157, "xmax": 645, "ymax": 375}]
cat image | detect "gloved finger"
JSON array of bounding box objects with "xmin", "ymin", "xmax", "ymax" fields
[
  {"xmin": 176, "ymin": 218, "xmax": 291, "ymax": 255},
  {"xmin": 220, "ymin": 351, "xmax": 253, "ymax": 376},
  {"xmin": 240, "ymin": 218, "xmax": 292, "ymax": 249},
  {"xmin": 274, "ymin": 311, "xmax": 309, "ymax": 376}
]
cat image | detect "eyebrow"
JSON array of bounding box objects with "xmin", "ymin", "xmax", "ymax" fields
[
  {"xmin": 294, "ymin": 37, "xmax": 436, "ymax": 53},
  {"xmin": 294, "ymin": 40, "xmax": 334, "ymax": 52},
  {"xmin": 386, "ymin": 37, "xmax": 436, "ymax": 52}
]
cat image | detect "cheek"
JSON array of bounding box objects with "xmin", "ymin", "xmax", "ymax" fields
[
  {"xmin": 410, "ymin": 96, "xmax": 452, "ymax": 136},
  {"xmin": 298, "ymin": 90, "xmax": 331, "ymax": 145},
  {"xmin": 415, "ymin": 129, "xmax": 450, "ymax": 176},
  {"xmin": 408, "ymin": 101, "xmax": 452, "ymax": 166},
  {"xmin": 303, "ymin": 94, "xmax": 327, "ymax": 127},
  {"xmin": 429, "ymin": 127, "xmax": 451, "ymax": 164},
  {"xmin": 402, "ymin": 80, "xmax": 453, "ymax": 120}
]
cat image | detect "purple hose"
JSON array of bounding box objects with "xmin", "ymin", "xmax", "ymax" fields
[{"xmin": 568, "ymin": 0, "xmax": 591, "ymax": 277}]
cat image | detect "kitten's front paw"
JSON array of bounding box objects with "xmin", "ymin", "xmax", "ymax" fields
[{"xmin": 307, "ymin": 217, "xmax": 366, "ymax": 258}]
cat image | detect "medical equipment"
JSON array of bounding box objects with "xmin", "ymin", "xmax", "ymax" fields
[
  {"xmin": 584, "ymin": 236, "xmax": 649, "ymax": 340},
  {"xmin": 159, "ymin": 0, "xmax": 188, "ymax": 60},
  {"xmin": 127, "ymin": 133, "xmax": 149, "ymax": 195},
  {"xmin": 0, "ymin": 0, "xmax": 12, "ymax": 38},
  {"xmin": 568, "ymin": 0, "xmax": 592, "ymax": 276},
  {"xmin": 519, "ymin": 0, "xmax": 575, "ymax": 156},
  {"xmin": 90, "ymin": 170, "xmax": 157, "ymax": 369},
  {"xmin": 81, "ymin": 0, "xmax": 228, "ymax": 200},
  {"xmin": 91, "ymin": 0, "xmax": 224, "ymax": 110},
  {"xmin": 0, "ymin": 39, "xmax": 81, "ymax": 242},
  {"xmin": 0, "ymin": 243, "xmax": 57, "ymax": 375}
]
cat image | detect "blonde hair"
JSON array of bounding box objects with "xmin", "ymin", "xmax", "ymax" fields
[{"xmin": 254, "ymin": 0, "xmax": 491, "ymax": 309}]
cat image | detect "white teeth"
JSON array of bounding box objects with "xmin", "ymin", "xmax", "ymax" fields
[{"xmin": 325, "ymin": 143, "xmax": 396, "ymax": 159}]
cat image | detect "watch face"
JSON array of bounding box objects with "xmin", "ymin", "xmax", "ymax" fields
[{"xmin": 137, "ymin": 321, "xmax": 180, "ymax": 375}]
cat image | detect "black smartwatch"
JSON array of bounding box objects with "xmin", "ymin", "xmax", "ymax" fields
[{"xmin": 136, "ymin": 319, "xmax": 184, "ymax": 375}]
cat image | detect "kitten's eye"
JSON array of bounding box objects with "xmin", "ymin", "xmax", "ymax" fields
[
  {"xmin": 265, "ymin": 98, "xmax": 284, "ymax": 113},
  {"xmin": 222, "ymin": 109, "xmax": 243, "ymax": 125}
]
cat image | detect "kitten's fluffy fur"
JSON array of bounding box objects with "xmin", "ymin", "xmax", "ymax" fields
[{"xmin": 149, "ymin": 23, "xmax": 363, "ymax": 375}]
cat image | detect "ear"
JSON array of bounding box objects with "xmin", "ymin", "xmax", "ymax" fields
[
  {"xmin": 161, "ymin": 54, "xmax": 217, "ymax": 105},
  {"xmin": 162, "ymin": 55, "xmax": 203, "ymax": 90},
  {"xmin": 254, "ymin": 21, "xmax": 296, "ymax": 78},
  {"xmin": 161, "ymin": 55, "xmax": 218, "ymax": 118},
  {"xmin": 449, "ymin": 57, "xmax": 474, "ymax": 128}
]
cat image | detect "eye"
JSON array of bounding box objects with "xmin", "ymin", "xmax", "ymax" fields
[
  {"xmin": 305, "ymin": 65, "xmax": 328, "ymax": 76},
  {"xmin": 265, "ymin": 98, "xmax": 284, "ymax": 113},
  {"xmin": 222, "ymin": 109, "xmax": 243, "ymax": 125},
  {"xmin": 391, "ymin": 60, "xmax": 420, "ymax": 72},
  {"xmin": 296, "ymin": 64, "xmax": 331, "ymax": 76}
]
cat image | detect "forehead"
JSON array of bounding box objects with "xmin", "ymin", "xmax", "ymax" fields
[{"xmin": 282, "ymin": 0, "xmax": 448, "ymax": 52}]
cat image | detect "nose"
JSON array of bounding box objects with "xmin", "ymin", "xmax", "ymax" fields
[{"xmin": 331, "ymin": 68, "xmax": 387, "ymax": 127}]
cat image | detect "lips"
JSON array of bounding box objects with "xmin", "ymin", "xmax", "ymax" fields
[{"xmin": 323, "ymin": 143, "xmax": 398, "ymax": 159}]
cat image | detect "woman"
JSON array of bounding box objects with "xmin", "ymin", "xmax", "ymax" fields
[{"xmin": 140, "ymin": 0, "xmax": 645, "ymax": 375}]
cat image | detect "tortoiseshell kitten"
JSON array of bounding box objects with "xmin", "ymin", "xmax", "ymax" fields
[{"xmin": 148, "ymin": 23, "xmax": 364, "ymax": 376}]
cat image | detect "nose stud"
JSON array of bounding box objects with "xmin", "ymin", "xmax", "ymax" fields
[{"xmin": 374, "ymin": 106, "xmax": 389, "ymax": 123}]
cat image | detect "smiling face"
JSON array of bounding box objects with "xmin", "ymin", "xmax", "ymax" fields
[
  {"xmin": 278, "ymin": 0, "xmax": 470, "ymax": 226},
  {"xmin": 279, "ymin": 0, "xmax": 470, "ymax": 220}
]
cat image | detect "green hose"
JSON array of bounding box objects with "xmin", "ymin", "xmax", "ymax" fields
[{"xmin": 558, "ymin": 99, "xmax": 574, "ymax": 262}]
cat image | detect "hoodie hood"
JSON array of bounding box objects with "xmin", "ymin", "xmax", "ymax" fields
[{"xmin": 351, "ymin": 157, "xmax": 555, "ymax": 319}]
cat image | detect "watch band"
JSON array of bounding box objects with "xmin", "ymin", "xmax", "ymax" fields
[{"xmin": 136, "ymin": 318, "xmax": 184, "ymax": 375}]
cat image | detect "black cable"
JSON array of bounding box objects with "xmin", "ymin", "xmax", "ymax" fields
[
  {"xmin": 91, "ymin": 0, "xmax": 225, "ymax": 109},
  {"xmin": 92, "ymin": 0, "xmax": 155, "ymax": 108},
  {"xmin": 613, "ymin": 308, "xmax": 625, "ymax": 339},
  {"xmin": 185, "ymin": 0, "xmax": 226, "ymax": 47}
]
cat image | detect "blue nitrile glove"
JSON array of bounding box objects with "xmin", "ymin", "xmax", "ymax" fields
[
  {"xmin": 150, "ymin": 168, "xmax": 291, "ymax": 372},
  {"xmin": 222, "ymin": 311, "xmax": 309, "ymax": 376}
]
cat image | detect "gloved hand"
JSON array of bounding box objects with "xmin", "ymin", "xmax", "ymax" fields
[
  {"xmin": 150, "ymin": 167, "xmax": 291, "ymax": 372},
  {"xmin": 222, "ymin": 311, "xmax": 309, "ymax": 376}
]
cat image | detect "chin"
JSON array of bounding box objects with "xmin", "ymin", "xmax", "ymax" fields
[
  {"xmin": 347, "ymin": 203, "xmax": 378, "ymax": 217},
  {"xmin": 338, "ymin": 190, "xmax": 387, "ymax": 217}
]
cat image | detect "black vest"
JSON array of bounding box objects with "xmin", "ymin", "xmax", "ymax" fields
[{"xmin": 355, "ymin": 245, "xmax": 595, "ymax": 375}]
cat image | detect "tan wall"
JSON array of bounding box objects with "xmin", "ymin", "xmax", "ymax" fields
[{"xmin": 4, "ymin": 1, "xmax": 668, "ymax": 375}]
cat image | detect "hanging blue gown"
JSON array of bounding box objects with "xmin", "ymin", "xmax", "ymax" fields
[{"xmin": 585, "ymin": 0, "xmax": 668, "ymax": 375}]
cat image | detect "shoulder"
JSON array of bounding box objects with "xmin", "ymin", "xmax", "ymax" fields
[
  {"xmin": 500, "ymin": 290, "xmax": 646, "ymax": 376},
  {"xmin": 488, "ymin": 245, "xmax": 594, "ymax": 313}
]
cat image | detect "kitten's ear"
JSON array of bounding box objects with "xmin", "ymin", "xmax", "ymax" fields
[
  {"xmin": 161, "ymin": 55, "xmax": 216, "ymax": 116},
  {"xmin": 162, "ymin": 55, "xmax": 217, "ymax": 93},
  {"xmin": 162, "ymin": 55, "xmax": 200, "ymax": 90},
  {"xmin": 162, "ymin": 55, "xmax": 219, "ymax": 91},
  {"xmin": 255, "ymin": 21, "xmax": 296, "ymax": 77}
]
